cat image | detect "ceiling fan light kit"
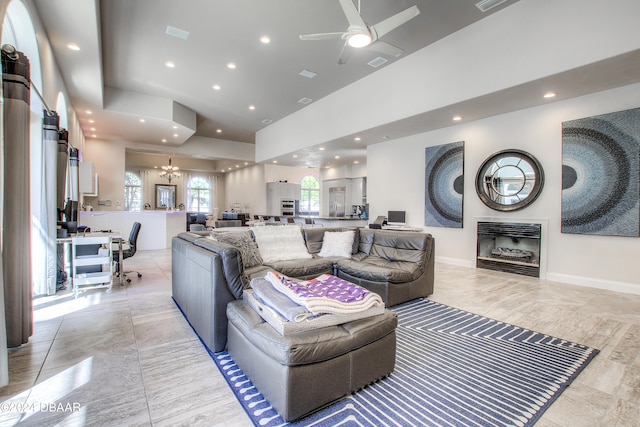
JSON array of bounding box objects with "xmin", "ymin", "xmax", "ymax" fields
[
  {"xmin": 347, "ymin": 32, "xmax": 372, "ymax": 48},
  {"xmin": 299, "ymin": 0, "xmax": 420, "ymax": 64}
]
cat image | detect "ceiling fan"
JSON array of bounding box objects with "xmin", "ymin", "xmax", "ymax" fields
[{"xmin": 299, "ymin": 0, "xmax": 420, "ymax": 64}]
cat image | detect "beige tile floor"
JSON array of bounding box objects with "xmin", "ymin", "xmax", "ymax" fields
[{"xmin": 1, "ymin": 250, "xmax": 639, "ymax": 426}]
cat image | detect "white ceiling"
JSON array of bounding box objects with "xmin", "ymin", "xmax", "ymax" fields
[{"xmin": 32, "ymin": 0, "xmax": 640, "ymax": 172}]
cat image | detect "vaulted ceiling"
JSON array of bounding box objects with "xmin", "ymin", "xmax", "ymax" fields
[
  {"xmin": 32, "ymin": 0, "xmax": 640, "ymax": 172},
  {"xmin": 33, "ymin": 0, "xmax": 523, "ymax": 170}
]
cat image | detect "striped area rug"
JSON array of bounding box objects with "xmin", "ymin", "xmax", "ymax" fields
[{"xmin": 212, "ymin": 299, "xmax": 599, "ymax": 426}]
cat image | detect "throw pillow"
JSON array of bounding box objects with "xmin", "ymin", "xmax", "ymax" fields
[
  {"xmin": 215, "ymin": 231, "xmax": 263, "ymax": 268},
  {"xmin": 250, "ymin": 225, "xmax": 312, "ymax": 263},
  {"xmin": 319, "ymin": 230, "xmax": 355, "ymax": 258}
]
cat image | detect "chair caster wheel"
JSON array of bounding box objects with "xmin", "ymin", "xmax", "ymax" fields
[
  {"xmin": 137, "ymin": 273, "xmax": 142, "ymax": 278},
  {"xmin": 126, "ymin": 278, "xmax": 132, "ymax": 283}
]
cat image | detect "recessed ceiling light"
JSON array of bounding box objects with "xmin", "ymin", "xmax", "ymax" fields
[
  {"xmin": 172, "ymin": 125, "xmax": 178, "ymax": 129},
  {"xmin": 86, "ymin": 110, "xmax": 92, "ymax": 115},
  {"xmin": 354, "ymin": 137, "xmax": 361, "ymax": 141},
  {"xmin": 216, "ymin": 129, "xmax": 222, "ymax": 133},
  {"xmin": 335, "ymin": 155, "xmax": 340, "ymax": 159},
  {"xmin": 249, "ymin": 105, "xmax": 256, "ymax": 110},
  {"xmin": 299, "ymin": 69, "xmax": 317, "ymax": 79},
  {"xmin": 88, "ymin": 119, "xmax": 95, "ymax": 123},
  {"xmin": 161, "ymin": 139, "xmax": 167, "ymax": 143},
  {"xmin": 262, "ymin": 119, "xmax": 273, "ymax": 124},
  {"xmin": 319, "ymin": 147, "xmax": 325, "ymax": 151},
  {"xmin": 165, "ymin": 61, "xmax": 176, "ymax": 68},
  {"xmin": 90, "ymin": 127, "xmax": 96, "ymax": 131},
  {"xmin": 354, "ymin": 160, "xmax": 359, "ymax": 164},
  {"xmin": 453, "ymin": 115, "xmax": 463, "ymax": 121},
  {"xmin": 544, "ymin": 92, "xmax": 557, "ymax": 98},
  {"xmin": 273, "ymin": 160, "xmax": 278, "ymax": 163},
  {"xmin": 293, "ymin": 154, "xmax": 298, "ymax": 158},
  {"xmin": 260, "ymin": 35, "xmax": 271, "ymax": 44},
  {"xmin": 227, "ymin": 62, "xmax": 236, "ymax": 69},
  {"xmin": 244, "ymin": 162, "xmax": 249, "ymax": 165},
  {"xmin": 92, "ymin": 134, "xmax": 97, "ymax": 138},
  {"xmin": 212, "ymin": 84, "xmax": 221, "ymax": 90},
  {"xmin": 67, "ymin": 43, "xmax": 80, "ymax": 51},
  {"xmin": 298, "ymin": 97, "xmax": 313, "ymax": 105},
  {"xmin": 236, "ymin": 165, "xmax": 240, "ymax": 168},
  {"xmin": 139, "ymin": 118, "xmax": 145, "ymax": 123},
  {"xmin": 173, "ymin": 133, "xmax": 178, "ymax": 137}
]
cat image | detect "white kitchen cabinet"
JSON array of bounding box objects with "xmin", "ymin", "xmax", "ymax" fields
[
  {"xmin": 351, "ymin": 177, "xmax": 367, "ymax": 205},
  {"xmin": 79, "ymin": 161, "xmax": 99, "ymax": 196}
]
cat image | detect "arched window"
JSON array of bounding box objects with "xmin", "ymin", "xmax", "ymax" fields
[
  {"xmin": 300, "ymin": 175, "xmax": 320, "ymax": 215},
  {"xmin": 56, "ymin": 92, "xmax": 68, "ymax": 129},
  {"xmin": 187, "ymin": 177, "xmax": 211, "ymax": 213},
  {"xmin": 124, "ymin": 172, "xmax": 142, "ymax": 211}
]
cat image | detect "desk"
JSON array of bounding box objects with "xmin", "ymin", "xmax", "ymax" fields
[{"xmin": 381, "ymin": 225, "xmax": 424, "ymax": 232}]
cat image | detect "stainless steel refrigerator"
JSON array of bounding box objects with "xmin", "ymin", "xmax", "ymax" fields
[{"xmin": 329, "ymin": 187, "xmax": 346, "ymax": 217}]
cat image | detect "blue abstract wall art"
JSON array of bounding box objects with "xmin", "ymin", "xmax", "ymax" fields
[
  {"xmin": 425, "ymin": 141, "xmax": 464, "ymax": 228},
  {"xmin": 562, "ymin": 107, "xmax": 640, "ymax": 236}
]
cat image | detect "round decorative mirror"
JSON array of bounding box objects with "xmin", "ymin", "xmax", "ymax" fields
[{"xmin": 475, "ymin": 149, "xmax": 544, "ymax": 211}]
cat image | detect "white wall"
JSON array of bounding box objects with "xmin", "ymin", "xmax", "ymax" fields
[
  {"xmin": 368, "ymin": 82, "xmax": 640, "ymax": 293},
  {"xmin": 224, "ymin": 164, "xmax": 266, "ymax": 215},
  {"xmin": 224, "ymin": 164, "xmax": 319, "ymax": 215},
  {"xmin": 256, "ymin": 0, "xmax": 640, "ymax": 161}
]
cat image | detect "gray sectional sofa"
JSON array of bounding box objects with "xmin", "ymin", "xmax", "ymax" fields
[{"xmin": 172, "ymin": 226, "xmax": 435, "ymax": 353}]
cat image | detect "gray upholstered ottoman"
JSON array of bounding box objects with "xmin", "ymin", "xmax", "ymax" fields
[{"xmin": 226, "ymin": 300, "xmax": 397, "ymax": 422}]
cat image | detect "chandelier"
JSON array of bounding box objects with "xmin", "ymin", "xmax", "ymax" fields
[{"xmin": 159, "ymin": 157, "xmax": 180, "ymax": 182}]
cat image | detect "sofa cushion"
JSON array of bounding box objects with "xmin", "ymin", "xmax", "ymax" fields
[
  {"xmin": 264, "ymin": 257, "xmax": 334, "ymax": 279},
  {"xmin": 318, "ymin": 230, "xmax": 355, "ymax": 258},
  {"xmin": 370, "ymin": 230, "xmax": 429, "ymax": 264},
  {"xmin": 358, "ymin": 229, "xmax": 375, "ymax": 254},
  {"xmin": 336, "ymin": 257, "xmax": 423, "ymax": 283},
  {"xmin": 212, "ymin": 231, "xmax": 263, "ymax": 268},
  {"xmin": 251, "ymin": 225, "xmax": 313, "ymax": 263}
]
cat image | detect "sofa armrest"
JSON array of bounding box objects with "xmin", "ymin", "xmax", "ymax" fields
[{"xmin": 194, "ymin": 237, "xmax": 246, "ymax": 299}]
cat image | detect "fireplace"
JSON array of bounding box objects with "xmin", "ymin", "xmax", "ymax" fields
[{"xmin": 476, "ymin": 222, "xmax": 542, "ymax": 277}]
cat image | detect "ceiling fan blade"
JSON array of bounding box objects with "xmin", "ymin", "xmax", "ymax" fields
[
  {"xmin": 338, "ymin": 0, "xmax": 368, "ymax": 29},
  {"xmin": 371, "ymin": 5, "xmax": 420, "ymax": 39},
  {"xmin": 337, "ymin": 41, "xmax": 351, "ymax": 65},
  {"xmin": 368, "ymin": 40, "xmax": 404, "ymax": 57},
  {"xmin": 300, "ymin": 32, "xmax": 347, "ymax": 41}
]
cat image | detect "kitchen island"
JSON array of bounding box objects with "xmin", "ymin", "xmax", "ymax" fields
[{"xmin": 307, "ymin": 217, "xmax": 369, "ymax": 228}]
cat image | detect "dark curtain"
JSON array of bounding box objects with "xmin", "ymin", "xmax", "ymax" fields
[{"xmin": 2, "ymin": 46, "xmax": 32, "ymax": 347}]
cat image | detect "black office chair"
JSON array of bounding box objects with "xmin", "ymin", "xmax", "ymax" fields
[{"xmin": 114, "ymin": 222, "xmax": 142, "ymax": 283}]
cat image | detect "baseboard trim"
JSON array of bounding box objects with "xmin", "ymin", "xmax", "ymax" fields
[
  {"xmin": 545, "ymin": 273, "xmax": 640, "ymax": 296},
  {"xmin": 437, "ymin": 257, "xmax": 640, "ymax": 296},
  {"xmin": 436, "ymin": 256, "xmax": 474, "ymax": 268}
]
